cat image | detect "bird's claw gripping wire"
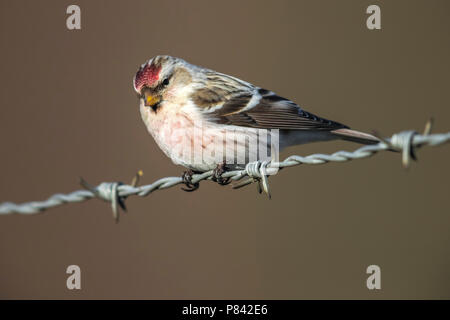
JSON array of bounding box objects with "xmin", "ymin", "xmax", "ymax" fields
[
  {"xmin": 211, "ymin": 162, "xmax": 231, "ymax": 185},
  {"xmin": 181, "ymin": 169, "xmax": 200, "ymax": 192}
]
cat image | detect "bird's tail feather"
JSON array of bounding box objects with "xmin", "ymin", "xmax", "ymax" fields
[{"xmin": 331, "ymin": 128, "xmax": 380, "ymax": 145}]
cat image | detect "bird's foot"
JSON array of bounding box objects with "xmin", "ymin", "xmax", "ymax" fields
[
  {"xmin": 211, "ymin": 162, "xmax": 231, "ymax": 185},
  {"xmin": 181, "ymin": 169, "xmax": 200, "ymax": 192}
]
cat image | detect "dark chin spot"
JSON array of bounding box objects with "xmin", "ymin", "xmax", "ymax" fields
[{"xmin": 151, "ymin": 101, "xmax": 161, "ymax": 113}]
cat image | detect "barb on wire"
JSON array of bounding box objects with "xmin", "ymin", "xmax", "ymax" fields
[{"xmin": 0, "ymin": 119, "xmax": 449, "ymax": 219}]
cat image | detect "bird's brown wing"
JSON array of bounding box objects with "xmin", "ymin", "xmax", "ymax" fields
[{"xmin": 197, "ymin": 87, "xmax": 348, "ymax": 131}]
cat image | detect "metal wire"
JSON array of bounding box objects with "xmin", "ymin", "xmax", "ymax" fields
[{"xmin": 0, "ymin": 127, "xmax": 449, "ymax": 219}]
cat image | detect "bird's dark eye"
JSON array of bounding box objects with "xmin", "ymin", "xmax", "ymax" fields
[{"xmin": 162, "ymin": 78, "xmax": 170, "ymax": 86}]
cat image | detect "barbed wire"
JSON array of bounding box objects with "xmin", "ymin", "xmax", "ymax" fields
[{"xmin": 0, "ymin": 121, "xmax": 449, "ymax": 221}]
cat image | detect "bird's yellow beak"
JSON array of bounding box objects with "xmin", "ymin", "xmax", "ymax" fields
[{"xmin": 144, "ymin": 94, "xmax": 160, "ymax": 107}]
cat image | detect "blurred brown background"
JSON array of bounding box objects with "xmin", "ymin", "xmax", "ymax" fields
[{"xmin": 0, "ymin": 0, "xmax": 449, "ymax": 299}]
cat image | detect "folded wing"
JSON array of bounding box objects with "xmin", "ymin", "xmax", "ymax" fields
[{"xmin": 197, "ymin": 86, "xmax": 348, "ymax": 131}]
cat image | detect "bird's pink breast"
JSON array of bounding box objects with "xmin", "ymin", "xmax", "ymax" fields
[
  {"xmin": 141, "ymin": 103, "xmax": 275, "ymax": 171},
  {"xmin": 142, "ymin": 107, "xmax": 219, "ymax": 169}
]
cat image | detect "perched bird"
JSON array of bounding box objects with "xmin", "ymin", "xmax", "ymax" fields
[{"xmin": 133, "ymin": 55, "xmax": 379, "ymax": 188}]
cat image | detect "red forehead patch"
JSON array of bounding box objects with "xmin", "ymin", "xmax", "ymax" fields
[{"xmin": 134, "ymin": 64, "xmax": 162, "ymax": 92}]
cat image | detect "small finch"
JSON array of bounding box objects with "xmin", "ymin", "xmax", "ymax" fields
[{"xmin": 133, "ymin": 55, "xmax": 379, "ymax": 187}]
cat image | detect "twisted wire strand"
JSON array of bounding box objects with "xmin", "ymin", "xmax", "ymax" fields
[{"xmin": 0, "ymin": 129, "xmax": 449, "ymax": 217}]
